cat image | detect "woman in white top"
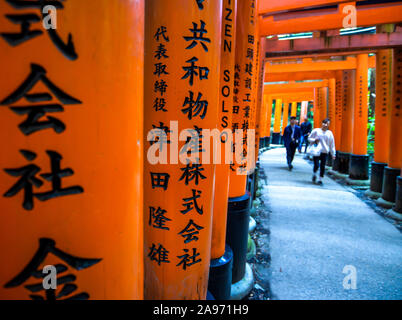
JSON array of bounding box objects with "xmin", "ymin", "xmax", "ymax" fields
[{"xmin": 308, "ymin": 118, "xmax": 336, "ymax": 185}]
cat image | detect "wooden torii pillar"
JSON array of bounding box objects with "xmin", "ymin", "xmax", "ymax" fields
[
  {"xmin": 291, "ymin": 101, "xmax": 298, "ymax": 118},
  {"xmin": 227, "ymin": 0, "xmax": 258, "ymax": 288},
  {"xmin": 208, "ymin": 0, "xmax": 237, "ymax": 301},
  {"xmin": 271, "ymin": 98, "xmax": 283, "ymax": 144},
  {"xmin": 143, "ymin": 0, "xmax": 222, "ymax": 300},
  {"xmin": 260, "ymin": 94, "xmax": 273, "ymax": 148},
  {"xmin": 347, "ymin": 54, "xmax": 370, "ymax": 184},
  {"xmin": 377, "ymin": 48, "xmax": 402, "ymax": 210},
  {"xmin": 0, "ymin": 0, "xmax": 145, "ymax": 300},
  {"xmin": 334, "ymin": 70, "xmax": 355, "ymax": 176},
  {"xmin": 366, "ymin": 50, "xmax": 392, "ymax": 199}
]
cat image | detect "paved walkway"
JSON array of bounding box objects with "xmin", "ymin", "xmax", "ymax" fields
[{"xmin": 259, "ymin": 147, "xmax": 402, "ymax": 300}]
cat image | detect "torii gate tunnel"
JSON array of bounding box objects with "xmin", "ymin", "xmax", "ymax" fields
[{"xmin": 0, "ymin": 0, "xmax": 401, "ymax": 301}]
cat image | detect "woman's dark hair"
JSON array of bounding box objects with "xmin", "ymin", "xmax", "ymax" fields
[{"xmin": 322, "ymin": 118, "xmax": 330, "ymax": 124}]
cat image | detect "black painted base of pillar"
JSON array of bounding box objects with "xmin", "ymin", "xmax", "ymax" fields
[
  {"xmin": 208, "ymin": 245, "xmax": 233, "ymax": 300},
  {"xmin": 259, "ymin": 137, "xmax": 264, "ymax": 150},
  {"xmin": 381, "ymin": 167, "xmax": 400, "ymax": 202},
  {"xmin": 265, "ymin": 136, "xmax": 271, "ymax": 148},
  {"xmin": 326, "ymin": 155, "xmax": 333, "ymax": 167},
  {"xmin": 271, "ymin": 133, "xmax": 280, "ymax": 145},
  {"xmin": 349, "ymin": 154, "xmax": 369, "ymax": 180},
  {"xmin": 226, "ymin": 192, "xmax": 250, "ymax": 284},
  {"xmin": 253, "ymin": 167, "xmax": 259, "ymax": 201},
  {"xmin": 332, "ymin": 151, "xmax": 341, "ymax": 171},
  {"xmin": 394, "ymin": 176, "xmax": 402, "ymax": 213},
  {"xmin": 369, "ymin": 162, "xmax": 387, "ymax": 193},
  {"xmin": 337, "ymin": 152, "xmax": 351, "ymax": 174}
]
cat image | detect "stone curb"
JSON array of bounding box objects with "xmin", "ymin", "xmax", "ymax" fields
[{"xmin": 230, "ymin": 263, "xmax": 254, "ymax": 300}]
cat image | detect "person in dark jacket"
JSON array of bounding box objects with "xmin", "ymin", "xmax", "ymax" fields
[
  {"xmin": 283, "ymin": 116, "xmax": 302, "ymax": 171},
  {"xmin": 299, "ymin": 116, "xmax": 312, "ymax": 153}
]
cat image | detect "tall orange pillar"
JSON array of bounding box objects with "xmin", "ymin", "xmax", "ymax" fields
[
  {"xmin": 252, "ymin": 21, "xmax": 264, "ymax": 167},
  {"xmin": 272, "ymin": 98, "xmax": 282, "ymax": 144},
  {"xmin": 281, "ymin": 98, "xmax": 290, "ymax": 137},
  {"xmin": 320, "ymin": 87, "xmax": 328, "ymax": 124},
  {"xmin": 227, "ymin": 0, "xmax": 258, "ymax": 286},
  {"xmin": 348, "ymin": 54, "xmax": 369, "ymax": 183},
  {"xmin": 336, "ymin": 70, "xmax": 355, "ymax": 175},
  {"xmin": 259, "ymin": 94, "xmax": 268, "ymax": 147},
  {"xmin": 266, "ymin": 95, "xmax": 273, "ymax": 145},
  {"xmin": 334, "ymin": 71, "xmax": 343, "ymax": 151},
  {"xmin": 300, "ymin": 101, "xmax": 308, "ymax": 122},
  {"xmin": 367, "ymin": 50, "xmax": 392, "ymax": 198},
  {"xmin": 332, "ymin": 71, "xmax": 344, "ymax": 172},
  {"xmin": 313, "ymin": 88, "xmax": 321, "ymax": 128},
  {"xmin": 291, "ymin": 102, "xmax": 298, "ymax": 118},
  {"xmin": 229, "ymin": 0, "xmax": 256, "ymax": 198},
  {"xmin": 328, "ymin": 78, "xmax": 336, "ymax": 135},
  {"xmin": 378, "ymin": 48, "xmax": 402, "ymax": 208},
  {"xmin": 143, "ymin": 0, "xmax": 222, "ymax": 299},
  {"xmin": 211, "ymin": 0, "xmax": 237, "ymax": 260},
  {"xmin": 208, "ymin": 0, "xmax": 237, "ymax": 300},
  {"xmin": 0, "ymin": 0, "xmax": 144, "ymax": 300}
]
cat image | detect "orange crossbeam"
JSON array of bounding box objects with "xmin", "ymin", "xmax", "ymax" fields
[
  {"xmin": 265, "ymin": 71, "xmax": 337, "ymax": 82},
  {"xmin": 258, "ymin": 0, "xmax": 352, "ymax": 16},
  {"xmin": 269, "ymin": 92, "xmax": 314, "ymax": 101},
  {"xmin": 264, "ymin": 31, "xmax": 402, "ymax": 58},
  {"xmin": 260, "ymin": 2, "xmax": 402, "ymax": 36},
  {"xmin": 264, "ymin": 81, "xmax": 327, "ymax": 94},
  {"xmin": 265, "ymin": 56, "xmax": 375, "ymax": 73}
]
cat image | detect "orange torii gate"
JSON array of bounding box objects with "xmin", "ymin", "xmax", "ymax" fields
[
  {"xmin": 258, "ymin": 1, "xmax": 402, "ymax": 37},
  {"xmin": 265, "ymin": 82, "xmax": 327, "ymax": 136},
  {"xmin": 265, "ymin": 56, "xmax": 376, "ymax": 74},
  {"xmin": 266, "ymin": 70, "xmax": 337, "ymax": 82},
  {"xmin": 264, "ymin": 92, "xmax": 314, "ymax": 145}
]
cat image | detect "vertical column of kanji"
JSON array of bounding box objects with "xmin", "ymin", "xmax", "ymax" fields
[
  {"xmin": 320, "ymin": 86, "xmax": 328, "ymax": 124},
  {"xmin": 333, "ymin": 71, "xmax": 344, "ymax": 172},
  {"xmin": 377, "ymin": 49, "xmax": 402, "ymax": 209},
  {"xmin": 229, "ymin": 0, "xmax": 254, "ymax": 198},
  {"xmin": 348, "ymin": 54, "xmax": 369, "ymax": 183},
  {"xmin": 334, "ymin": 71, "xmax": 343, "ymax": 152},
  {"xmin": 337, "ymin": 70, "xmax": 355, "ymax": 176},
  {"xmin": 208, "ymin": 0, "xmax": 236, "ymax": 301},
  {"xmin": 0, "ymin": 0, "xmax": 144, "ymax": 300},
  {"xmin": 253, "ymin": 16, "xmax": 264, "ymax": 165},
  {"xmin": 272, "ymin": 98, "xmax": 282, "ymax": 144},
  {"xmin": 328, "ymin": 78, "xmax": 336, "ymax": 136},
  {"xmin": 265, "ymin": 95, "xmax": 273, "ymax": 146},
  {"xmin": 143, "ymin": 0, "xmax": 222, "ymax": 300},
  {"xmin": 313, "ymin": 88, "xmax": 320, "ymax": 128},
  {"xmin": 367, "ymin": 50, "xmax": 392, "ymax": 198}
]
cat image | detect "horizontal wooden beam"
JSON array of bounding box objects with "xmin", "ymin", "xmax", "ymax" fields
[
  {"xmin": 269, "ymin": 92, "xmax": 315, "ymax": 101},
  {"xmin": 258, "ymin": 0, "xmax": 351, "ymax": 16},
  {"xmin": 265, "ymin": 71, "xmax": 337, "ymax": 82},
  {"xmin": 260, "ymin": 2, "xmax": 402, "ymax": 36},
  {"xmin": 264, "ymin": 85, "xmax": 320, "ymax": 94},
  {"xmin": 264, "ymin": 31, "xmax": 402, "ymax": 58},
  {"xmin": 264, "ymin": 55, "xmax": 375, "ymax": 73}
]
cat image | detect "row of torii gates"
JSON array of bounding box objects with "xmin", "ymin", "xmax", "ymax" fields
[{"xmin": 0, "ymin": 0, "xmax": 401, "ymax": 301}]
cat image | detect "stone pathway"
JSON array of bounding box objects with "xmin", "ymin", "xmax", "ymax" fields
[{"xmin": 257, "ymin": 147, "xmax": 402, "ymax": 300}]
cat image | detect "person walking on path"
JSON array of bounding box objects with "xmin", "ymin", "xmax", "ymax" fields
[
  {"xmin": 299, "ymin": 116, "xmax": 312, "ymax": 153},
  {"xmin": 308, "ymin": 118, "xmax": 336, "ymax": 185},
  {"xmin": 283, "ymin": 116, "xmax": 302, "ymax": 171}
]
